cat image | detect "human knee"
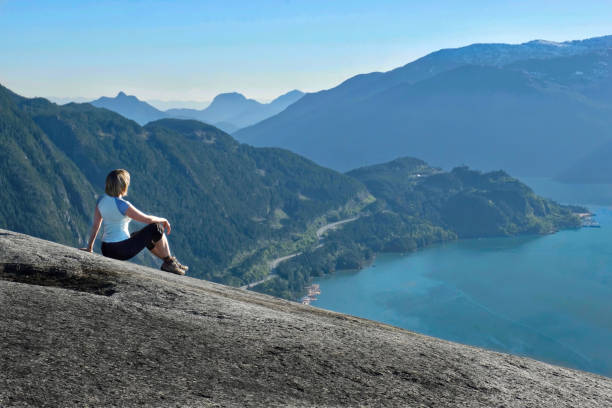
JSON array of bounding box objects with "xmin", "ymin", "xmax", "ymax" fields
[
  {"xmin": 148, "ymin": 222, "xmax": 164, "ymax": 242},
  {"xmin": 156, "ymin": 222, "xmax": 165, "ymax": 238}
]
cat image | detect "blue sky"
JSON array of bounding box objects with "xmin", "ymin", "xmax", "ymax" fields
[{"xmin": 1, "ymin": 0, "xmax": 612, "ymax": 103}]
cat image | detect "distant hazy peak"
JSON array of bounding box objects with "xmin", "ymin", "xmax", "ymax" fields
[
  {"xmin": 112, "ymin": 91, "xmax": 141, "ymax": 102},
  {"xmin": 275, "ymin": 89, "xmax": 303, "ymax": 98},
  {"xmin": 210, "ymin": 90, "xmax": 304, "ymax": 106},
  {"xmin": 270, "ymin": 89, "xmax": 305, "ymax": 106},
  {"xmin": 212, "ymin": 92, "xmax": 249, "ymax": 102},
  {"xmin": 375, "ymin": 34, "xmax": 612, "ymax": 85},
  {"xmin": 90, "ymin": 91, "xmax": 166, "ymax": 125},
  {"xmin": 94, "ymin": 91, "xmax": 141, "ymax": 103},
  {"xmin": 526, "ymin": 39, "xmax": 568, "ymax": 48},
  {"xmin": 160, "ymin": 89, "xmax": 305, "ymax": 132}
]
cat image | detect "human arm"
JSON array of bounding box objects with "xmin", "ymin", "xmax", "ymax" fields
[
  {"xmin": 125, "ymin": 204, "xmax": 171, "ymax": 235},
  {"xmin": 80, "ymin": 206, "xmax": 103, "ymax": 252}
]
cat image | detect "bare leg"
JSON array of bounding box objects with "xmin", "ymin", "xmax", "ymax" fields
[{"xmin": 149, "ymin": 234, "xmax": 171, "ymax": 259}]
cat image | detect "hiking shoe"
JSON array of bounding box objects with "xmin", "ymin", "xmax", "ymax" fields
[
  {"xmin": 165, "ymin": 256, "xmax": 189, "ymax": 272},
  {"xmin": 161, "ymin": 258, "xmax": 186, "ymax": 275},
  {"xmin": 169, "ymin": 256, "xmax": 189, "ymax": 272}
]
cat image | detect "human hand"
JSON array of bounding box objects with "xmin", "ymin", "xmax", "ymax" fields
[{"xmin": 161, "ymin": 219, "xmax": 171, "ymax": 235}]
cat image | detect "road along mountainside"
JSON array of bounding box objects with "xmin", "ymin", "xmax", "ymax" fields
[
  {"xmin": 1, "ymin": 228, "xmax": 611, "ymax": 407},
  {"xmin": 316, "ymin": 216, "xmax": 359, "ymax": 238},
  {"xmin": 240, "ymin": 216, "xmax": 359, "ymax": 290}
]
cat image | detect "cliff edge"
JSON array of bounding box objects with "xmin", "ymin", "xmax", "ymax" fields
[{"xmin": 1, "ymin": 229, "xmax": 611, "ymax": 407}]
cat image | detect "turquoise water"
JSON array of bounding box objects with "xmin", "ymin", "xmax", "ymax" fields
[{"xmin": 312, "ymin": 178, "xmax": 612, "ymax": 376}]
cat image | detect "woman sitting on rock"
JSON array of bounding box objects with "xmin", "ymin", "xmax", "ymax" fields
[{"xmin": 81, "ymin": 169, "xmax": 188, "ymax": 275}]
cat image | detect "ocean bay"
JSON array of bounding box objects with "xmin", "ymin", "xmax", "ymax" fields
[{"xmin": 312, "ymin": 179, "xmax": 612, "ymax": 376}]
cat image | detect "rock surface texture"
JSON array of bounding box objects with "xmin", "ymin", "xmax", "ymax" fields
[{"xmin": 1, "ymin": 228, "xmax": 611, "ymax": 407}]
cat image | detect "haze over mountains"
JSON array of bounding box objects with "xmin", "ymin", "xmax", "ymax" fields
[
  {"xmin": 0, "ymin": 83, "xmax": 580, "ymax": 299},
  {"xmin": 236, "ymin": 35, "xmax": 612, "ymax": 179},
  {"xmin": 166, "ymin": 90, "xmax": 304, "ymax": 133},
  {"xmin": 0, "ymin": 83, "xmax": 365, "ymax": 288},
  {"xmin": 90, "ymin": 92, "xmax": 166, "ymax": 126},
  {"xmin": 89, "ymin": 89, "xmax": 304, "ymax": 133},
  {"xmin": 1, "ymin": 35, "xmax": 604, "ymax": 300},
  {"xmin": 147, "ymin": 99, "xmax": 210, "ymax": 111}
]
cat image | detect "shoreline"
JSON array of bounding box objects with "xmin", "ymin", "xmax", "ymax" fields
[{"xmin": 308, "ymin": 214, "xmax": 595, "ymax": 302}]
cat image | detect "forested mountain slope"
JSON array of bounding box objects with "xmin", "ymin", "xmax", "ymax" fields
[
  {"xmin": 257, "ymin": 157, "xmax": 582, "ymax": 299},
  {"xmin": 0, "ymin": 84, "xmax": 368, "ymax": 287},
  {"xmin": 0, "ymin": 86, "xmax": 96, "ymax": 244},
  {"xmin": 0, "ymin": 84, "xmax": 582, "ymax": 300}
]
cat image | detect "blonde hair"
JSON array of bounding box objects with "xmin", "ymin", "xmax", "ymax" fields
[{"xmin": 105, "ymin": 169, "xmax": 130, "ymax": 197}]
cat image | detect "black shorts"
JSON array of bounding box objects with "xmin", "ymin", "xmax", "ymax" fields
[{"xmin": 101, "ymin": 222, "xmax": 164, "ymax": 261}]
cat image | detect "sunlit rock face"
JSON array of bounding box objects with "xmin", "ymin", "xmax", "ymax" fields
[{"xmin": 1, "ymin": 228, "xmax": 612, "ymax": 407}]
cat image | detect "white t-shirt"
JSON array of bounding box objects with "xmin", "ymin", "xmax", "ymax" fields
[{"xmin": 97, "ymin": 194, "xmax": 132, "ymax": 243}]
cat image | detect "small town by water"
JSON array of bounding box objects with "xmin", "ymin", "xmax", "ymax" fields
[
  {"xmin": 300, "ymin": 284, "xmax": 320, "ymax": 305},
  {"xmin": 311, "ymin": 178, "xmax": 612, "ymax": 377}
]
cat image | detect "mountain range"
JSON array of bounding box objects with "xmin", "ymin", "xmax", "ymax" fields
[
  {"xmin": 235, "ymin": 35, "xmax": 612, "ymax": 178},
  {"xmin": 0, "ymin": 83, "xmax": 581, "ymax": 299},
  {"xmin": 1, "ymin": 83, "xmax": 365, "ymax": 289},
  {"xmin": 90, "ymin": 89, "xmax": 304, "ymax": 132},
  {"xmin": 166, "ymin": 90, "xmax": 305, "ymax": 133},
  {"xmin": 90, "ymin": 91, "xmax": 166, "ymax": 126}
]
